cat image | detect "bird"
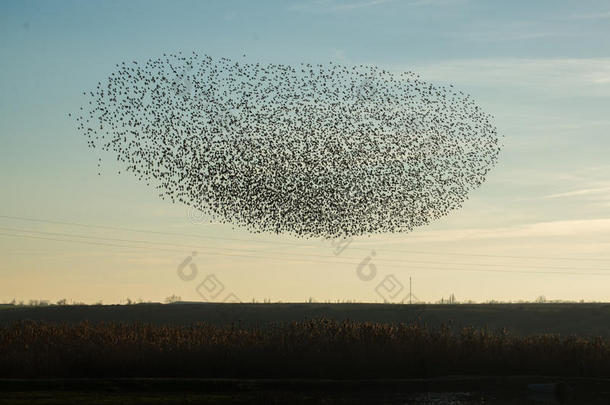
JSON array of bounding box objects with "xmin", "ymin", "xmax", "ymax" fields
[{"xmin": 72, "ymin": 52, "xmax": 501, "ymax": 238}]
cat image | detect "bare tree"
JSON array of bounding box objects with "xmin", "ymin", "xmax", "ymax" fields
[{"xmin": 164, "ymin": 295, "xmax": 181, "ymax": 304}]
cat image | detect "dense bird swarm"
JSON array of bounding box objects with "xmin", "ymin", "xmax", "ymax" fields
[{"xmin": 74, "ymin": 52, "xmax": 501, "ymax": 238}]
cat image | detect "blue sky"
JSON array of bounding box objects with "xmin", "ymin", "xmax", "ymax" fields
[{"xmin": 1, "ymin": 0, "xmax": 610, "ymax": 304}]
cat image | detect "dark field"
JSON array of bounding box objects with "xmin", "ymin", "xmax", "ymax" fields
[
  {"xmin": 2, "ymin": 377, "xmax": 610, "ymax": 405},
  {"xmin": 2, "ymin": 302, "xmax": 610, "ymax": 336},
  {"xmin": 2, "ymin": 303, "xmax": 610, "ymax": 404}
]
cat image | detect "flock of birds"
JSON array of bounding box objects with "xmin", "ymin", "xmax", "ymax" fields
[{"xmin": 74, "ymin": 52, "xmax": 501, "ymax": 238}]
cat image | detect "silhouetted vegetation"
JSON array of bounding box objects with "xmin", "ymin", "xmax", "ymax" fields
[
  {"xmin": 3, "ymin": 302, "xmax": 610, "ymax": 337},
  {"xmin": 1, "ymin": 319, "xmax": 609, "ymax": 379}
]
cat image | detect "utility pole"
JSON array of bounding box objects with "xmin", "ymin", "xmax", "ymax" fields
[{"xmin": 404, "ymin": 276, "xmax": 419, "ymax": 304}]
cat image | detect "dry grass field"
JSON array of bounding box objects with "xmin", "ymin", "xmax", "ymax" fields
[{"xmin": 2, "ymin": 303, "xmax": 610, "ymax": 404}]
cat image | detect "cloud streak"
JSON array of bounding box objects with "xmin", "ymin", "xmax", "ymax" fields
[
  {"xmin": 289, "ymin": 0, "xmax": 463, "ymax": 13},
  {"xmin": 332, "ymin": 0, "xmax": 392, "ymax": 11},
  {"xmin": 569, "ymin": 10, "xmax": 610, "ymax": 20},
  {"xmin": 404, "ymin": 218, "xmax": 610, "ymax": 243},
  {"xmin": 412, "ymin": 58, "xmax": 610, "ymax": 96},
  {"xmin": 288, "ymin": 0, "xmax": 392, "ymax": 12},
  {"xmin": 543, "ymin": 187, "xmax": 610, "ymax": 199}
]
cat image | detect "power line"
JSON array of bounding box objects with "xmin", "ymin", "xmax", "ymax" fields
[
  {"xmin": 2, "ymin": 214, "xmax": 609, "ymax": 263},
  {"xmin": 2, "ymin": 231, "xmax": 610, "ymax": 277},
  {"xmin": 1, "ymin": 225, "xmax": 608, "ymax": 272}
]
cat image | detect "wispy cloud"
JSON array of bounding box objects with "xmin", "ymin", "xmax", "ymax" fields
[
  {"xmin": 406, "ymin": 0, "xmax": 467, "ymax": 5},
  {"xmin": 569, "ymin": 10, "xmax": 610, "ymax": 20},
  {"xmin": 460, "ymin": 28, "xmax": 562, "ymax": 42},
  {"xmin": 289, "ymin": 0, "xmax": 462, "ymax": 13},
  {"xmin": 411, "ymin": 58, "xmax": 610, "ymax": 96},
  {"xmin": 404, "ymin": 218, "xmax": 610, "ymax": 242},
  {"xmin": 543, "ymin": 187, "xmax": 610, "ymax": 199},
  {"xmin": 288, "ymin": 0, "xmax": 391, "ymax": 12},
  {"xmin": 332, "ymin": 0, "xmax": 392, "ymax": 11},
  {"xmin": 450, "ymin": 18, "xmax": 583, "ymax": 43}
]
